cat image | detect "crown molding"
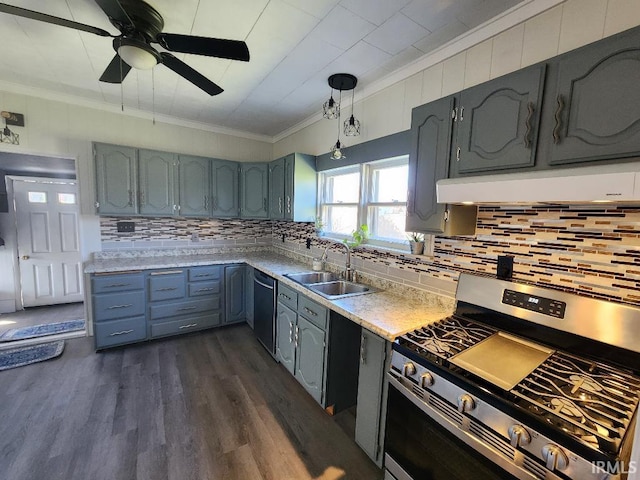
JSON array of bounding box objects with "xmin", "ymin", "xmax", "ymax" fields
[
  {"xmin": 0, "ymin": 80, "xmax": 273, "ymax": 144},
  {"xmin": 272, "ymin": 0, "xmax": 565, "ymax": 144}
]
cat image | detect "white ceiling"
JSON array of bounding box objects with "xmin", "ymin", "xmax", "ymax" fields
[{"xmin": 0, "ymin": 0, "xmax": 522, "ymax": 138}]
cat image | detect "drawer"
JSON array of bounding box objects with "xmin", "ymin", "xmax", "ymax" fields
[
  {"xmin": 148, "ymin": 271, "xmax": 186, "ymax": 302},
  {"xmin": 94, "ymin": 316, "xmax": 146, "ymax": 349},
  {"xmin": 150, "ymin": 313, "xmax": 221, "ymax": 338},
  {"xmin": 92, "ymin": 273, "xmax": 144, "ymax": 294},
  {"xmin": 93, "ymin": 291, "xmax": 145, "ymax": 321},
  {"xmin": 298, "ymin": 295, "xmax": 327, "ymax": 330},
  {"xmin": 188, "ymin": 280, "xmax": 221, "ymax": 297},
  {"xmin": 188, "ymin": 266, "xmax": 221, "ymax": 282},
  {"xmin": 149, "ymin": 297, "xmax": 221, "ymax": 321},
  {"xmin": 277, "ymin": 283, "xmax": 298, "ymax": 311}
]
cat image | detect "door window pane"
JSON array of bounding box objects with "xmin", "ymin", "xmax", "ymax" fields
[
  {"xmin": 28, "ymin": 192, "xmax": 47, "ymax": 203},
  {"xmin": 57, "ymin": 193, "xmax": 76, "ymax": 205}
]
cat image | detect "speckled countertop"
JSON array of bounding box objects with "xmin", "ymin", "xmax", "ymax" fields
[{"xmin": 85, "ymin": 252, "xmax": 455, "ymax": 341}]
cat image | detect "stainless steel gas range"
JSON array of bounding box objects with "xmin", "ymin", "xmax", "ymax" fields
[{"xmin": 385, "ymin": 273, "xmax": 640, "ymax": 480}]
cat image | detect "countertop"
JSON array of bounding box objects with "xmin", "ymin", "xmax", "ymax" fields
[{"xmin": 85, "ymin": 252, "xmax": 455, "ymax": 341}]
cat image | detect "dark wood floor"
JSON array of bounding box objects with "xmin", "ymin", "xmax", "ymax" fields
[{"xmin": 0, "ymin": 324, "xmax": 382, "ymax": 480}]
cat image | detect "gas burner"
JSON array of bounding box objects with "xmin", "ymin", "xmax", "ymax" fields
[
  {"xmin": 568, "ymin": 374, "xmax": 603, "ymax": 394},
  {"xmin": 550, "ymin": 397, "xmax": 585, "ymax": 419}
]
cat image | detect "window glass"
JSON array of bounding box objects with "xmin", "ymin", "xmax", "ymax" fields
[
  {"xmin": 367, "ymin": 205, "xmax": 407, "ymax": 242},
  {"xmin": 28, "ymin": 191, "xmax": 47, "ymax": 203},
  {"xmin": 324, "ymin": 171, "xmax": 360, "ymax": 203},
  {"xmin": 322, "ymin": 205, "xmax": 358, "ymax": 235},
  {"xmin": 57, "ymin": 193, "xmax": 76, "ymax": 205},
  {"xmin": 370, "ymin": 164, "xmax": 408, "ymax": 202}
]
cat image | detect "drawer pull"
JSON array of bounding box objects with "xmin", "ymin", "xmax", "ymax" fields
[
  {"xmin": 150, "ymin": 270, "xmax": 183, "ymax": 276},
  {"xmin": 194, "ymin": 273, "xmax": 213, "ymax": 277},
  {"xmin": 104, "ymin": 283, "xmax": 130, "ymax": 288},
  {"xmin": 109, "ymin": 329, "xmax": 134, "ymax": 336},
  {"xmin": 303, "ymin": 307, "xmax": 318, "ymax": 317},
  {"xmin": 179, "ymin": 323, "xmax": 198, "ymax": 329},
  {"xmin": 196, "ymin": 287, "xmax": 215, "ymax": 292},
  {"xmin": 156, "ymin": 287, "xmax": 178, "ymax": 292},
  {"xmin": 177, "ymin": 306, "xmax": 197, "ymax": 311},
  {"xmin": 107, "ymin": 303, "xmax": 133, "ymax": 310},
  {"xmin": 279, "ymin": 293, "xmax": 291, "ymax": 301}
]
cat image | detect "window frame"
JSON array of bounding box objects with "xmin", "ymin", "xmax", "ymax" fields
[{"xmin": 318, "ymin": 155, "xmax": 412, "ymax": 250}]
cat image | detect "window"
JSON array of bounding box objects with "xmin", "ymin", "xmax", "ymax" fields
[
  {"xmin": 28, "ymin": 191, "xmax": 47, "ymax": 203},
  {"xmin": 319, "ymin": 155, "xmax": 410, "ymax": 248},
  {"xmin": 57, "ymin": 193, "xmax": 76, "ymax": 205}
]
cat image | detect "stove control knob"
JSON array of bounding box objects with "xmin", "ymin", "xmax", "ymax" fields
[
  {"xmin": 457, "ymin": 394, "xmax": 475, "ymax": 413},
  {"xmin": 402, "ymin": 362, "xmax": 416, "ymax": 377},
  {"xmin": 508, "ymin": 425, "xmax": 531, "ymax": 448},
  {"xmin": 541, "ymin": 444, "xmax": 569, "ymax": 471},
  {"xmin": 420, "ymin": 372, "xmax": 434, "ymax": 388}
]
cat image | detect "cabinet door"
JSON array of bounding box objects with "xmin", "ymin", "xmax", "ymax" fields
[
  {"xmin": 275, "ymin": 303, "xmax": 296, "ymax": 374},
  {"xmin": 547, "ymin": 30, "xmax": 640, "ymax": 165},
  {"xmin": 406, "ymin": 97, "xmax": 454, "ymax": 233},
  {"xmin": 139, "ymin": 149, "xmax": 176, "ymax": 216},
  {"xmin": 224, "ymin": 265, "xmax": 246, "ymax": 323},
  {"xmin": 178, "ymin": 155, "xmax": 211, "ymax": 217},
  {"xmin": 94, "ymin": 143, "xmax": 137, "ymax": 215},
  {"xmin": 211, "ymin": 160, "xmax": 239, "ymax": 217},
  {"xmin": 240, "ymin": 163, "xmax": 269, "ymax": 219},
  {"xmin": 269, "ymin": 157, "xmax": 286, "ymax": 219},
  {"xmin": 284, "ymin": 154, "xmax": 295, "ymax": 220},
  {"xmin": 355, "ymin": 330, "xmax": 387, "ymax": 465},
  {"xmin": 295, "ymin": 315, "xmax": 326, "ymax": 404},
  {"xmin": 453, "ymin": 64, "xmax": 545, "ymax": 175}
]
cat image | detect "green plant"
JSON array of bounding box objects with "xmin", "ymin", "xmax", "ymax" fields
[
  {"xmin": 314, "ymin": 216, "xmax": 325, "ymax": 231},
  {"xmin": 406, "ymin": 232, "xmax": 425, "ymax": 242},
  {"xmin": 343, "ymin": 224, "xmax": 369, "ymax": 248}
]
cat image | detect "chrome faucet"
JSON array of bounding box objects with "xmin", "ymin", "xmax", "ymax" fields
[{"xmin": 337, "ymin": 241, "xmax": 354, "ymax": 282}]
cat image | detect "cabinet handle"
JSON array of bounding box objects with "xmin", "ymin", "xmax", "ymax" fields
[
  {"xmin": 128, "ymin": 190, "xmax": 133, "ymax": 207},
  {"xmin": 553, "ymin": 94, "xmax": 565, "ymax": 144},
  {"xmin": 107, "ymin": 304, "xmax": 133, "ymax": 310},
  {"xmin": 104, "ymin": 283, "xmax": 130, "ymax": 288},
  {"xmin": 263, "ymin": 197, "xmax": 267, "ymax": 212},
  {"xmin": 177, "ymin": 306, "xmax": 198, "ymax": 311},
  {"xmin": 295, "ymin": 325, "xmax": 299, "ymax": 348},
  {"xmin": 360, "ymin": 333, "xmax": 367, "ymax": 364},
  {"xmin": 156, "ymin": 287, "xmax": 178, "ymax": 291},
  {"xmin": 150, "ymin": 270, "xmax": 183, "ymax": 276},
  {"xmin": 179, "ymin": 323, "xmax": 198, "ymax": 329},
  {"xmin": 204, "ymin": 195, "xmax": 209, "ymax": 210},
  {"xmin": 286, "ymin": 196, "xmax": 291, "ymax": 214},
  {"xmin": 279, "ymin": 293, "xmax": 291, "ymax": 301},
  {"xmin": 213, "ymin": 196, "xmax": 218, "ymax": 211},
  {"xmin": 451, "ymin": 107, "xmax": 457, "ymax": 122},
  {"xmin": 289, "ymin": 320, "xmax": 294, "ymax": 344},
  {"xmin": 139, "ymin": 190, "xmax": 145, "ymax": 205},
  {"xmin": 109, "ymin": 329, "xmax": 134, "ymax": 336},
  {"xmin": 303, "ymin": 306, "xmax": 318, "ymax": 317},
  {"xmin": 196, "ymin": 287, "xmax": 215, "ymax": 292},
  {"xmin": 456, "ymin": 147, "xmax": 461, "ymax": 162},
  {"xmin": 459, "ymin": 106, "xmax": 464, "ymax": 121},
  {"xmin": 278, "ymin": 197, "xmax": 282, "ymax": 213},
  {"xmin": 194, "ymin": 273, "xmax": 213, "ymax": 278},
  {"xmin": 524, "ymin": 101, "xmax": 535, "ymax": 149}
]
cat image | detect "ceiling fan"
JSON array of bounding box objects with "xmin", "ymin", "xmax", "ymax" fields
[{"xmin": 0, "ymin": 0, "xmax": 250, "ymax": 95}]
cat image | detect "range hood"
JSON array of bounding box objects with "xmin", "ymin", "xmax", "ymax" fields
[{"xmin": 437, "ymin": 161, "xmax": 640, "ymax": 204}]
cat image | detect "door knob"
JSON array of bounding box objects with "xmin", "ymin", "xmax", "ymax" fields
[{"xmin": 21, "ymin": 255, "xmax": 30, "ymax": 260}]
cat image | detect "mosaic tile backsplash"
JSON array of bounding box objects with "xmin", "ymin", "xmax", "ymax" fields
[{"xmin": 100, "ymin": 205, "xmax": 640, "ymax": 306}]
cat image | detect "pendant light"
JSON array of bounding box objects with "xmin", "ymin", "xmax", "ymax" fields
[
  {"xmin": 330, "ymin": 90, "xmax": 345, "ymax": 160},
  {"xmin": 324, "ymin": 73, "xmax": 359, "ymax": 160},
  {"xmin": 322, "ymin": 88, "xmax": 340, "ymax": 119},
  {"xmin": 343, "ymin": 88, "xmax": 360, "ymax": 137}
]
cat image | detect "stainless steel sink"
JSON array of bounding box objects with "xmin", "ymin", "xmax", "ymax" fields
[
  {"xmin": 285, "ymin": 271, "xmax": 339, "ymax": 284},
  {"xmin": 308, "ymin": 280, "xmax": 375, "ymax": 299}
]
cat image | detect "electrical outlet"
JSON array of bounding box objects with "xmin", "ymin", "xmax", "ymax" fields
[
  {"xmin": 497, "ymin": 255, "xmax": 514, "ymax": 279},
  {"xmin": 117, "ymin": 221, "xmax": 135, "ymax": 233},
  {"xmin": 306, "ymin": 238, "xmax": 311, "ymax": 249},
  {"xmin": 191, "ymin": 232, "xmax": 199, "ymax": 242}
]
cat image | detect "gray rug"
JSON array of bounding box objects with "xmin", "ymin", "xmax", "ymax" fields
[{"xmin": 0, "ymin": 341, "xmax": 65, "ymax": 371}]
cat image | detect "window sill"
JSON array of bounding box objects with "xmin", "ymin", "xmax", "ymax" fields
[{"xmin": 319, "ymin": 234, "xmax": 432, "ymax": 258}]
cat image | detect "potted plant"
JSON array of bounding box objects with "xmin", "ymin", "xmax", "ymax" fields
[
  {"xmin": 344, "ymin": 224, "xmax": 369, "ymax": 248},
  {"xmin": 314, "ymin": 216, "xmax": 325, "ymax": 236},
  {"xmin": 407, "ymin": 232, "xmax": 425, "ymax": 255}
]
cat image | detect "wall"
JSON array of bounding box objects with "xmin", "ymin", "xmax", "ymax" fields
[{"xmin": 273, "ymin": 0, "xmax": 640, "ymax": 157}]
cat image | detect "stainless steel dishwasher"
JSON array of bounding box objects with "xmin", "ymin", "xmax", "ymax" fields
[{"xmin": 253, "ymin": 270, "xmax": 276, "ymax": 358}]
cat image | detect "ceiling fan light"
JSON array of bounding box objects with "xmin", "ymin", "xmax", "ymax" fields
[
  {"xmin": 323, "ymin": 96, "xmax": 340, "ymax": 119},
  {"xmin": 330, "ymin": 139, "xmax": 345, "ymax": 160},
  {"xmin": 344, "ymin": 114, "xmax": 360, "ymax": 136},
  {"xmin": 118, "ymin": 41, "xmax": 158, "ymax": 70}
]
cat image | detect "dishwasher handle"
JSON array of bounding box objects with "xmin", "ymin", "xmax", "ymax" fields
[{"xmin": 254, "ymin": 271, "xmax": 275, "ymax": 290}]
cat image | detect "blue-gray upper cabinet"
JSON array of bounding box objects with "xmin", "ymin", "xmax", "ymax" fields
[
  {"xmin": 211, "ymin": 159, "xmax": 239, "ymax": 217},
  {"xmin": 178, "ymin": 155, "xmax": 211, "ymax": 217},
  {"xmin": 269, "ymin": 153, "xmax": 317, "ymax": 221},
  {"xmin": 139, "ymin": 149, "xmax": 177, "ymax": 216},
  {"xmin": 450, "ymin": 64, "xmax": 546, "ymax": 176},
  {"xmin": 94, "ymin": 143, "xmax": 138, "ymax": 215},
  {"xmin": 543, "ymin": 27, "xmax": 640, "ymax": 165},
  {"xmin": 224, "ymin": 264, "xmax": 246, "ymax": 323},
  {"xmin": 240, "ymin": 163, "xmax": 269, "ymax": 219},
  {"xmin": 269, "ymin": 157, "xmax": 286, "ymax": 220}
]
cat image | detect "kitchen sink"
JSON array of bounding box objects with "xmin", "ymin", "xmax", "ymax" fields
[
  {"xmin": 285, "ymin": 271, "xmax": 339, "ymax": 284},
  {"xmin": 308, "ymin": 280, "xmax": 375, "ymax": 299}
]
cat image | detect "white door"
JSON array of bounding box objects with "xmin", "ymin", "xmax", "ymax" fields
[{"xmin": 14, "ymin": 179, "xmax": 83, "ymax": 307}]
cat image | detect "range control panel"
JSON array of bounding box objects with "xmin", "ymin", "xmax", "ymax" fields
[{"xmin": 502, "ymin": 289, "xmax": 566, "ymax": 318}]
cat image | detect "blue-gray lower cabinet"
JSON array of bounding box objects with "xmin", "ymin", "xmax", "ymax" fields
[
  {"xmin": 91, "ymin": 271, "xmax": 146, "ymax": 349},
  {"xmin": 295, "ymin": 315, "xmax": 326, "ymax": 404},
  {"xmin": 245, "ymin": 266, "xmax": 254, "ymax": 329},
  {"xmin": 224, "ymin": 264, "xmax": 247, "ymax": 324},
  {"xmin": 276, "ymin": 302, "xmax": 296, "ymax": 374}
]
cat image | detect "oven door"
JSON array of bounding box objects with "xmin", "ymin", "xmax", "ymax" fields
[{"xmin": 385, "ymin": 378, "xmax": 520, "ymax": 480}]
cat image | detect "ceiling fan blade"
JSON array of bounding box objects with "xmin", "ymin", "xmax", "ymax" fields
[
  {"xmin": 0, "ymin": 3, "xmax": 112, "ymax": 37},
  {"xmin": 99, "ymin": 54, "xmax": 132, "ymax": 83},
  {"xmin": 94, "ymin": 0, "xmax": 133, "ymax": 28},
  {"xmin": 157, "ymin": 33, "xmax": 250, "ymax": 62},
  {"xmin": 160, "ymin": 52, "xmax": 223, "ymax": 96}
]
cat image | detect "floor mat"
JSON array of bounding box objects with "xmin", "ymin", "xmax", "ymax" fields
[
  {"xmin": 0, "ymin": 319, "xmax": 85, "ymax": 341},
  {"xmin": 0, "ymin": 341, "xmax": 65, "ymax": 371}
]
